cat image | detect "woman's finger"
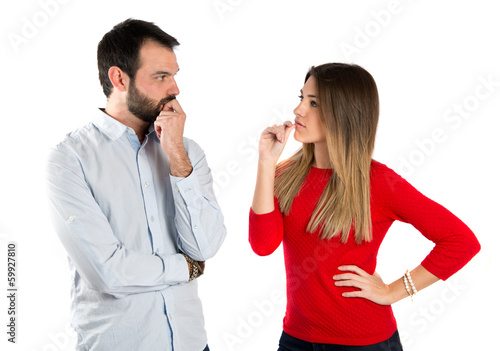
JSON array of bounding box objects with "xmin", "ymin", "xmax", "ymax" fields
[
  {"xmin": 332, "ymin": 273, "xmax": 363, "ymax": 281},
  {"xmin": 342, "ymin": 290, "xmax": 365, "ymax": 298},
  {"xmin": 334, "ymin": 278, "xmax": 365, "ymax": 289},
  {"xmin": 338, "ymin": 265, "xmax": 370, "ymax": 277},
  {"xmin": 262, "ymin": 124, "xmax": 287, "ymax": 142},
  {"xmin": 283, "ymin": 122, "xmax": 296, "ymax": 141}
]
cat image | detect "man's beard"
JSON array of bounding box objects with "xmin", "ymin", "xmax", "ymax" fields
[{"xmin": 127, "ymin": 79, "xmax": 176, "ymax": 123}]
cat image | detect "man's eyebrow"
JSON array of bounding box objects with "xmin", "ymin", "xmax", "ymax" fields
[
  {"xmin": 152, "ymin": 71, "xmax": 172, "ymax": 76},
  {"xmin": 152, "ymin": 68, "xmax": 180, "ymax": 76}
]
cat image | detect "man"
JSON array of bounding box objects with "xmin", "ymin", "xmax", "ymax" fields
[{"xmin": 46, "ymin": 19, "xmax": 226, "ymax": 351}]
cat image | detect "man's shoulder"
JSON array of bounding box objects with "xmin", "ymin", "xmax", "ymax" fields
[
  {"xmin": 54, "ymin": 122, "xmax": 96, "ymax": 146},
  {"xmin": 52, "ymin": 109, "xmax": 120, "ymax": 151},
  {"xmin": 49, "ymin": 121, "xmax": 103, "ymax": 164},
  {"xmin": 46, "ymin": 122, "xmax": 101, "ymax": 174}
]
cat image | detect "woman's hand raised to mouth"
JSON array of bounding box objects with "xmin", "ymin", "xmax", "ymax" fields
[{"xmin": 258, "ymin": 121, "xmax": 295, "ymax": 166}]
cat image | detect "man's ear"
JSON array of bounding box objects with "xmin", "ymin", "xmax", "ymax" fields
[{"xmin": 108, "ymin": 66, "xmax": 129, "ymax": 93}]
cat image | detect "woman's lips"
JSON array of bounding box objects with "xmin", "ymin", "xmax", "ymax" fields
[{"xmin": 295, "ymin": 120, "xmax": 305, "ymax": 128}]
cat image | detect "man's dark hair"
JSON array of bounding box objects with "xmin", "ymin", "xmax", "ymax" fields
[{"xmin": 97, "ymin": 18, "xmax": 180, "ymax": 97}]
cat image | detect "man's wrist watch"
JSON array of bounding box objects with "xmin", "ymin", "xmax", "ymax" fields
[{"xmin": 182, "ymin": 253, "xmax": 199, "ymax": 281}]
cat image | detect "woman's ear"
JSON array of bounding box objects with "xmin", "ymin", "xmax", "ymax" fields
[{"xmin": 108, "ymin": 66, "xmax": 129, "ymax": 93}]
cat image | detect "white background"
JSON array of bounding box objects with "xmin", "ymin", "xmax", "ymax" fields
[{"xmin": 1, "ymin": 0, "xmax": 499, "ymax": 350}]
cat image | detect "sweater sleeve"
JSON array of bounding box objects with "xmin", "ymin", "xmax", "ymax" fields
[
  {"xmin": 249, "ymin": 197, "xmax": 284, "ymax": 256},
  {"xmin": 373, "ymin": 162, "xmax": 481, "ymax": 280}
]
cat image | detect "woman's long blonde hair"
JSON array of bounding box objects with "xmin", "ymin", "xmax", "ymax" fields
[{"xmin": 275, "ymin": 63, "xmax": 379, "ymax": 244}]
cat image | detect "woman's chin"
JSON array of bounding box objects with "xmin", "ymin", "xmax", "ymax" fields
[{"xmin": 292, "ymin": 131, "xmax": 303, "ymax": 143}]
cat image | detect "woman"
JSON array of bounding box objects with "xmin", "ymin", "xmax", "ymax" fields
[{"xmin": 249, "ymin": 63, "xmax": 480, "ymax": 350}]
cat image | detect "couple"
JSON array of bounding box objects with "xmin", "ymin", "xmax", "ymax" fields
[{"xmin": 46, "ymin": 19, "xmax": 480, "ymax": 351}]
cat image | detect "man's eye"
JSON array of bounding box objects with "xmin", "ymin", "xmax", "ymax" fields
[{"xmin": 156, "ymin": 76, "xmax": 166, "ymax": 81}]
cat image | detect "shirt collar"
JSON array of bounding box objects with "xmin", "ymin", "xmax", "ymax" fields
[
  {"xmin": 93, "ymin": 108, "xmax": 129, "ymax": 141},
  {"xmin": 147, "ymin": 122, "xmax": 158, "ymax": 140},
  {"xmin": 93, "ymin": 108, "xmax": 160, "ymax": 143}
]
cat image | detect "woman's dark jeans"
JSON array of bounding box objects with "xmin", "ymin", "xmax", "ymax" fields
[{"xmin": 277, "ymin": 330, "xmax": 404, "ymax": 351}]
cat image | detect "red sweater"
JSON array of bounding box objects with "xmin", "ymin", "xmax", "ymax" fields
[{"xmin": 249, "ymin": 161, "xmax": 480, "ymax": 346}]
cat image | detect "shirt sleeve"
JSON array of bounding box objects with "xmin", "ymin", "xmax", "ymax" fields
[
  {"xmin": 169, "ymin": 138, "xmax": 226, "ymax": 262},
  {"xmin": 46, "ymin": 146, "xmax": 189, "ymax": 298},
  {"xmin": 374, "ymin": 163, "xmax": 481, "ymax": 280},
  {"xmin": 249, "ymin": 197, "xmax": 284, "ymax": 256}
]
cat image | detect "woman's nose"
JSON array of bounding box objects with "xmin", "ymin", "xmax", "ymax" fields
[{"xmin": 293, "ymin": 101, "xmax": 305, "ymax": 117}]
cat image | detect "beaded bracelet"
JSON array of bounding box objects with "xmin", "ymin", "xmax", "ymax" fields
[{"xmin": 403, "ymin": 270, "xmax": 418, "ymax": 301}]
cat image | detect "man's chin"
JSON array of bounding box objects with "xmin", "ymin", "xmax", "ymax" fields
[
  {"xmin": 144, "ymin": 116, "xmax": 158, "ymax": 123},
  {"xmin": 130, "ymin": 112, "xmax": 157, "ymax": 123}
]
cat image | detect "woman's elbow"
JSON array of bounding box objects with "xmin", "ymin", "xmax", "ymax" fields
[{"xmin": 250, "ymin": 241, "xmax": 277, "ymax": 256}]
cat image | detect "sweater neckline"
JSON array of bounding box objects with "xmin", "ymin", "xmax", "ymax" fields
[
  {"xmin": 310, "ymin": 166, "xmax": 333, "ymax": 172},
  {"xmin": 309, "ymin": 166, "xmax": 333, "ymax": 180}
]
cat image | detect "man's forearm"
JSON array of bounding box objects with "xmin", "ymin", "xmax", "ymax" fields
[
  {"xmin": 170, "ymin": 151, "xmax": 226, "ymax": 261},
  {"xmin": 167, "ymin": 145, "xmax": 193, "ymax": 178}
]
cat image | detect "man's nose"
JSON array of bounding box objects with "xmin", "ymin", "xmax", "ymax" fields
[{"xmin": 168, "ymin": 77, "xmax": 180, "ymax": 96}]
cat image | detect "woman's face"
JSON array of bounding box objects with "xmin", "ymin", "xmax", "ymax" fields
[{"xmin": 293, "ymin": 76, "xmax": 326, "ymax": 145}]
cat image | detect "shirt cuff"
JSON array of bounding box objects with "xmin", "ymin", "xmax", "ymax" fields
[
  {"xmin": 163, "ymin": 253, "xmax": 190, "ymax": 284},
  {"xmin": 170, "ymin": 171, "xmax": 202, "ymax": 205}
]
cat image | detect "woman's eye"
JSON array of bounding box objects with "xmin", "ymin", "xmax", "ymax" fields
[{"xmin": 299, "ymin": 95, "xmax": 317, "ymax": 107}]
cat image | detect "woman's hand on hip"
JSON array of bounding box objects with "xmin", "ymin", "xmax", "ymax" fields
[{"xmin": 333, "ymin": 265, "xmax": 396, "ymax": 306}]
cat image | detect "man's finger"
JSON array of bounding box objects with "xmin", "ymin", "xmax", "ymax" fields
[
  {"xmin": 163, "ymin": 98, "xmax": 183, "ymax": 113},
  {"xmin": 154, "ymin": 122, "xmax": 162, "ymax": 138}
]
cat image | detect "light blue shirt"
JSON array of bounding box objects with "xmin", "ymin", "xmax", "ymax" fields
[{"xmin": 46, "ymin": 109, "xmax": 226, "ymax": 351}]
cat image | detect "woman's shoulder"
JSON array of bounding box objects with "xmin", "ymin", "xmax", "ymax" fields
[
  {"xmin": 370, "ymin": 159, "xmax": 394, "ymax": 176},
  {"xmin": 370, "ymin": 159, "xmax": 408, "ymax": 193}
]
